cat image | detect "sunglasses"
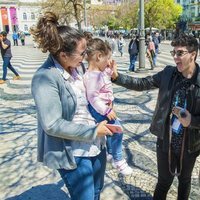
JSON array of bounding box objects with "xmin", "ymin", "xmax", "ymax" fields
[{"xmin": 170, "ymin": 50, "xmax": 189, "ymax": 57}]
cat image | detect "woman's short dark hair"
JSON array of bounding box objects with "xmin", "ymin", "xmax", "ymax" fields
[
  {"xmin": 171, "ymin": 33, "xmax": 198, "ymax": 53},
  {"xmin": 30, "ymin": 12, "xmax": 84, "ymax": 56}
]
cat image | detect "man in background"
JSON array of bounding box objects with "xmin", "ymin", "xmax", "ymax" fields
[
  {"xmin": 127, "ymin": 35, "xmax": 139, "ymax": 72},
  {"xmin": 0, "ymin": 31, "xmax": 20, "ymax": 84}
]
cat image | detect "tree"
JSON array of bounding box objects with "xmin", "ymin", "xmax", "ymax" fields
[
  {"xmin": 145, "ymin": 0, "xmax": 182, "ymax": 32},
  {"xmin": 40, "ymin": 0, "xmax": 83, "ymax": 30},
  {"xmin": 89, "ymin": 2, "xmax": 139, "ymax": 31},
  {"xmin": 69, "ymin": 0, "xmax": 83, "ymax": 30},
  {"xmin": 88, "ymin": 4, "xmax": 117, "ymax": 29},
  {"xmin": 117, "ymin": 2, "xmax": 139, "ymax": 30}
]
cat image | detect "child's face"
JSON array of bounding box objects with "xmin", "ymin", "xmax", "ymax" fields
[{"xmin": 99, "ymin": 51, "xmax": 112, "ymax": 71}]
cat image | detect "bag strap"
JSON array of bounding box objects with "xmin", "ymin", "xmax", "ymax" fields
[{"xmin": 168, "ymin": 115, "xmax": 186, "ymax": 177}]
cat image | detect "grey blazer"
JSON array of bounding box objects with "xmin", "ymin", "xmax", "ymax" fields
[{"xmin": 31, "ymin": 55, "xmax": 97, "ymax": 170}]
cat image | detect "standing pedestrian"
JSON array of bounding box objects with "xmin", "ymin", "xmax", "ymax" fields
[
  {"xmin": 83, "ymin": 38, "xmax": 133, "ymax": 175},
  {"xmin": 0, "ymin": 31, "xmax": 20, "ymax": 84},
  {"xmin": 109, "ymin": 35, "xmax": 117, "ymax": 56},
  {"xmin": 30, "ymin": 11, "xmax": 112, "ymax": 200},
  {"xmin": 117, "ymin": 34, "xmax": 125, "ymax": 57},
  {"xmin": 128, "ymin": 35, "xmax": 139, "ymax": 72},
  {"xmin": 152, "ymin": 32, "xmax": 160, "ymax": 67},
  {"xmin": 19, "ymin": 31, "xmax": 25, "ymax": 46},
  {"xmin": 146, "ymin": 36, "xmax": 156, "ymax": 70},
  {"xmin": 112, "ymin": 33, "xmax": 200, "ymax": 200},
  {"xmin": 12, "ymin": 31, "xmax": 18, "ymax": 46}
]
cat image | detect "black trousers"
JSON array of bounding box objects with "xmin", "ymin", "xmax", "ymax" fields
[{"xmin": 153, "ymin": 144, "xmax": 199, "ymax": 200}]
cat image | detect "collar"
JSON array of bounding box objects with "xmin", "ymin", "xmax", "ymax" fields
[
  {"xmin": 52, "ymin": 56, "xmax": 71, "ymax": 80},
  {"xmin": 52, "ymin": 56, "xmax": 82, "ymax": 81},
  {"xmin": 174, "ymin": 63, "xmax": 200, "ymax": 85}
]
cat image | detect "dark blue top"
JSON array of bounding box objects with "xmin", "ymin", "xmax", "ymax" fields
[{"xmin": 0, "ymin": 38, "xmax": 12, "ymax": 58}]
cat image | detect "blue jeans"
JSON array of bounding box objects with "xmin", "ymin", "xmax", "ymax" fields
[
  {"xmin": 129, "ymin": 54, "xmax": 138, "ymax": 71},
  {"xmin": 152, "ymin": 48, "xmax": 159, "ymax": 66},
  {"xmin": 88, "ymin": 104, "xmax": 123, "ymax": 161},
  {"xmin": 118, "ymin": 47, "xmax": 123, "ymax": 56},
  {"xmin": 2, "ymin": 57, "xmax": 19, "ymax": 80},
  {"xmin": 58, "ymin": 148, "xmax": 106, "ymax": 200}
]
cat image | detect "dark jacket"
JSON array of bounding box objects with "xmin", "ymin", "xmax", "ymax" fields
[
  {"xmin": 114, "ymin": 64, "xmax": 200, "ymax": 154},
  {"xmin": 128, "ymin": 39, "xmax": 139, "ymax": 55}
]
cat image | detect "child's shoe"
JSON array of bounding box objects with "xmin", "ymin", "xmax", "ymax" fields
[{"xmin": 113, "ymin": 159, "xmax": 133, "ymax": 175}]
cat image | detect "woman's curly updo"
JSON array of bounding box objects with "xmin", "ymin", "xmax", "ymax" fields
[{"xmin": 30, "ymin": 11, "xmax": 84, "ymax": 57}]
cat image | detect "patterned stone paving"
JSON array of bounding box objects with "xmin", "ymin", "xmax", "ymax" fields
[{"xmin": 0, "ymin": 36, "xmax": 199, "ymax": 200}]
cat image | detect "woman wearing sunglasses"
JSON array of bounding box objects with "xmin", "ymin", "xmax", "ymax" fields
[
  {"xmin": 112, "ymin": 33, "xmax": 200, "ymax": 200},
  {"xmin": 30, "ymin": 12, "xmax": 113, "ymax": 200}
]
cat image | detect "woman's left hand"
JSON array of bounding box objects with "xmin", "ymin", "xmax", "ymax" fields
[
  {"xmin": 96, "ymin": 120, "xmax": 113, "ymax": 137},
  {"xmin": 172, "ymin": 107, "xmax": 191, "ymax": 127}
]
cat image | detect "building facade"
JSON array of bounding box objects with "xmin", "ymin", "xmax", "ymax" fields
[
  {"xmin": 175, "ymin": 0, "xmax": 199, "ymax": 20},
  {"xmin": 1, "ymin": 0, "xmax": 199, "ymax": 34},
  {"xmin": 0, "ymin": 0, "xmax": 41, "ymax": 34},
  {"xmin": 175, "ymin": 0, "xmax": 200, "ymax": 32}
]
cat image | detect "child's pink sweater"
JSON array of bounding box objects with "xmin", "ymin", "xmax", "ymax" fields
[{"xmin": 83, "ymin": 67, "xmax": 114, "ymax": 115}]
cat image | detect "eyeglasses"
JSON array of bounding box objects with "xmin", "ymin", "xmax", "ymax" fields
[
  {"xmin": 71, "ymin": 49, "xmax": 87, "ymax": 58},
  {"xmin": 170, "ymin": 50, "xmax": 189, "ymax": 57}
]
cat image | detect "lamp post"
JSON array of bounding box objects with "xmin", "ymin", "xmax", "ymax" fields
[{"xmin": 138, "ymin": 0, "xmax": 145, "ymax": 70}]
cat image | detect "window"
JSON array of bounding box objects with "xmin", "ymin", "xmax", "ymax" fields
[
  {"xmin": 31, "ymin": 12, "xmax": 35, "ymax": 20},
  {"xmin": 23, "ymin": 12, "xmax": 27, "ymax": 20},
  {"xmin": 24, "ymin": 24, "xmax": 28, "ymax": 31}
]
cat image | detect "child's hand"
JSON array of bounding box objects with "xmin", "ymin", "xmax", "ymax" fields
[
  {"xmin": 109, "ymin": 60, "xmax": 118, "ymax": 80},
  {"xmin": 107, "ymin": 109, "xmax": 117, "ymax": 121},
  {"xmin": 96, "ymin": 120, "xmax": 112, "ymax": 137},
  {"xmin": 108, "ymin": 59, "xmax": 117, "ymax": 69}
]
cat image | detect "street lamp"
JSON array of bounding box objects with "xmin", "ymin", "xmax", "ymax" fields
[{"xmin": 138, "ymin": 0, "xmax": 145, "ymax": 70}]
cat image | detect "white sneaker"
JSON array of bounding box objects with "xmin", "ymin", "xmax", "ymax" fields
[
  {"xmin": 113, "ymin": 159, "xmax": 133, "ymax": 175},
  {"xmin": 106, "ymin": 154, "xmax": 113, "ymax": 162}
]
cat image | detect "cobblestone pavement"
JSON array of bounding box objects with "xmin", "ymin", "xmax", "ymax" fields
[{"xmin": 0, "ymin": 36, "xmax": 199, "ymax": 200}]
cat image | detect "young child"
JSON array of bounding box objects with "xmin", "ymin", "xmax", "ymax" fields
[{"xmin": 83, "ymin": 38, "xmax": 133, "ymax": 175}]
